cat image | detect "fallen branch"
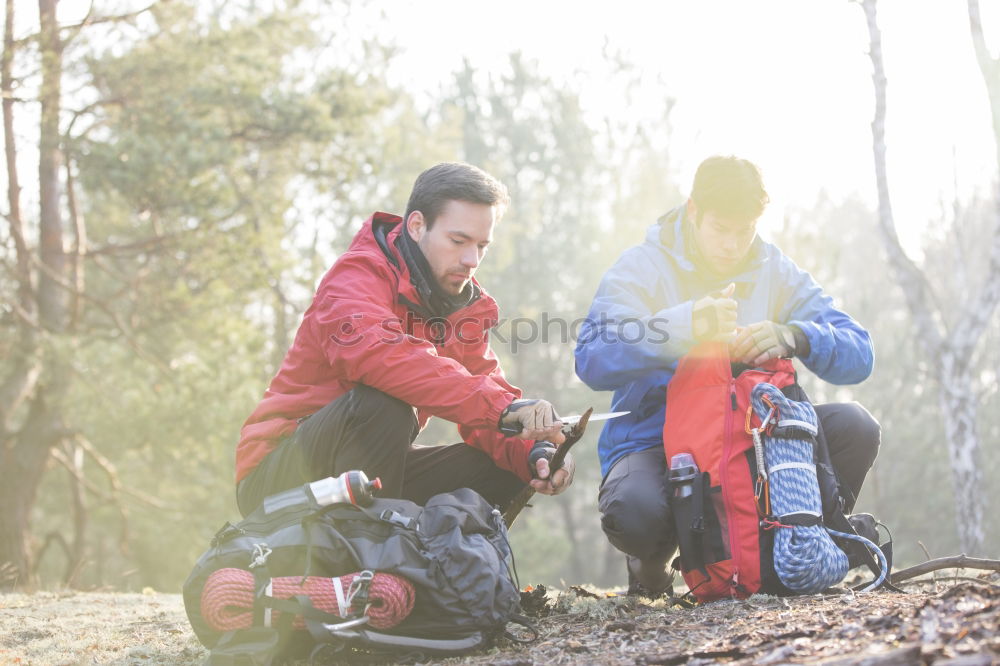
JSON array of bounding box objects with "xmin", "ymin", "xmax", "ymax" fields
[
  {"xmin": 891, "ymin": 554, "xmax": 1000, "ymax": 583},
  {"xmin": 898, "ymin": 576, "xmax": 1000, "ymax": 588}
]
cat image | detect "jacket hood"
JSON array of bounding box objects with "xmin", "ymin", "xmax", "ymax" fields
[
  {"xmin": 361, "ymin": 212, "xmax": 487, "ymax": 320},
  {"xmin": 371, "ymin": 211, "xmax": 404, "ymax": 271},
  {"xmin": 645, "ymin": 206, "xmax": 771, "ymax": 283}
]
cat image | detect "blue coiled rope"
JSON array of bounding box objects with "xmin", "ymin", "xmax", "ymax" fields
[{"xmin": 750, "ymin": 383, "xmax": 887, "ymax": 594}]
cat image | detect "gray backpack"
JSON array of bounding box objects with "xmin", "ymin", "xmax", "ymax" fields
[{"xmin": 183, "ymin": 486, "xmax": 532, "ymax": 663}]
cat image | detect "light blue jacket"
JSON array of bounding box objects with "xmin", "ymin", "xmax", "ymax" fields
[{"xmin": 574, "ymin": 207, "xmax": 874, "ymax": 478}]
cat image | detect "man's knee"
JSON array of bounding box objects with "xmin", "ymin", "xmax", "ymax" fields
[
  {"xmin": 295, "ymin": 384, "xmax": 417, "ymax": 475},
  {"xmin": 305, "ymin": 384, "xmax": 418, "ymax": 451},
  {"xmin": 821, "ymin": 401, "xmax": 880, "ymax": 457},
  {"xmin": 348, "ymin": 384, "xmax": 417, "ymax": 429},
  {"xmin": 600, "ymin": 469, "xmax": 673, "ymax": 560},
  {"xmin": 840, "ymin": 401, "xmax": 881, "ymax": 465},
  {"xmin": 600, "ymin": 492, "xmax": 674, "ymax": 560}
]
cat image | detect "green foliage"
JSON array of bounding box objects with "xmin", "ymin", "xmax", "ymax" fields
[{"xmin": 26, "ymin": 0, "xmax": 402, "ymax": 589}]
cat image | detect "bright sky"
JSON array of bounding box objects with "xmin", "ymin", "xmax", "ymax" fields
[
  {"xmin": 35, "ymin": 0, "xmax": 1000, "ymax": 249},
  {"xmin": 369, "ymin": 0, "xmax": 998, "ymax": 245}
]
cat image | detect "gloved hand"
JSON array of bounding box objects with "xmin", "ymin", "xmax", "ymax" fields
[
  {"xmin": 730, "ymin": 320, "xmax": 805, "ymax": 365},
  {"xmin": 527, "ymin": 441, "xmax": 575, "ymax": 495},
  {"xmin": 498, "ymin": 399, "xmax": 564, "ymax": 443},
  {"xmin": 692, "ymin": 283, "xmax": 738, "ymax": 341}
]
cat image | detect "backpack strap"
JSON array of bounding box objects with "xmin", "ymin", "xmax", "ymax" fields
[
  {"xmin": 322, "ymin": 503, "xmax": 416, "ymax": 530},
  {"xmin": 250, "ymin": 567, "xmax": 369, "ymax": 629},
  {"xmin": 502, "ymin": 613, "xmax": 539, "ymax": 644},
  {"xmin": 690, "ymin": 472, "xmax": 707, "ymax": 535},
  {"xmin": 826, "ymin": 511, "xmax": 904, "ymax": 593},
  {"xmin": 249, "ymin": 544, "xmax": 273, "ymax": 628},
  {"xmin": 777, "ymin": 512, "xmax": 823, "ymax": 527},
  {"xmin": 690, "ymin": 473, "xmax": 711, "ymax": 579},
  {"xmin": 309, "ymin": 626, "xmax": 486, "ymax": 656},
  {"xmin": 207, "ymin": 626, "xmax": 284, "ymax": 665},
  {"xmin": 779, "ymin": 384, "xmax": 850, "ymax": 520}
]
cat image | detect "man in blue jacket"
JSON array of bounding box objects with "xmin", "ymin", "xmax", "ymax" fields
[{"xmin": 575, "ymin": 156, "xmax": 880, "ymax": 596}]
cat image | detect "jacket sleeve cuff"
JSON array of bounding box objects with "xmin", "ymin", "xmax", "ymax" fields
[
  {"xmin": 788, "ymin": 319, "xmax": 828, "ymax": 367},
  {"xmin": 789, "ymin": 324, "xmax": 811, "ymax": 358},
  {"xmin": 485, "ymin": 392, "xmax": 516, "ymax": 431}
]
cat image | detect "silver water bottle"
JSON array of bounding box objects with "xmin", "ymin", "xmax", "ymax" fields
[
  {"xmin": 308, "ymin": 470, "xmax": 382, "ymax": 507},
  {"xmin": 262, "ymin": 470, "xmax": 382, "ymax": 514}
]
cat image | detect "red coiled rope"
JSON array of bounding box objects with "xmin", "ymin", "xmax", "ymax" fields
[{"xmin": 201, "ymin": 568, "xmax": 415, "ymax": 632}]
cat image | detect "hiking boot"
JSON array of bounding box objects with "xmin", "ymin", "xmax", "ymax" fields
[
  {"xmin": 845, "ymin": 513, "xmax": 880, "ymax": 570},
  {"xmin": 626, "ymin": 555, "xmax": 673, "ymax": 598},
  {"xmin": 848, "ymin": 513, "xmax": 878, "ymax": 540}
]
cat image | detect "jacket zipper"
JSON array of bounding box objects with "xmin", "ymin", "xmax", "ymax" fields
[{"xmin": 720, "ymin": 377, "xmax": 740, "ymax": 595}]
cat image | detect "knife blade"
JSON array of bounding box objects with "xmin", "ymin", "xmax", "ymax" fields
[{"xmin": 559, "ymin": 411, "xmax": 630, "ymax": 426}]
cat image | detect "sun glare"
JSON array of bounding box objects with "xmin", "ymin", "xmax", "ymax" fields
[
  {"xmin": 43, "ymin": 0, "xmax": 1000, "ymax": 250},
  {"xmin": 379, "ymin": 0, "xmax": 997, "ymax": 249}
]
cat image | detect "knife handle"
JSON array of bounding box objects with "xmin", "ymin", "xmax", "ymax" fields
[
  {"xmin": 499, "ymin": 423, "xmax": 523, "ymax": 436},
  {"xmin": 499, "ymin": 422, "xmax": 571, "ymax": 438}
]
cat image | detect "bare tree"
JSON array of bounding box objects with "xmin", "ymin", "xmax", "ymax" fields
[{"xmin": 861, "ymin": 0, "xmax": 1000, "ymax": 553}]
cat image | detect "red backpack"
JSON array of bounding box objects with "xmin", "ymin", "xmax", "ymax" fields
[
  {"xmin": 663, "ymin": 342, "xmax": 897, "ymax": 602},
  {"xmin": 662, "ymin": 341, "xmax": 799, "ymax": 601}
]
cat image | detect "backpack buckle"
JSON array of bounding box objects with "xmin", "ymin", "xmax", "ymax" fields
[
  {"xmin": 345, "ymin": 569, "xmax": 374, "ymax": 617},
  {"xmin": 379, "ymin": 509, "xmax": 413, "ymax": 528},
  {"xmin": 211, "ymin": 522, "xmax": 245, "ymax": 547}
]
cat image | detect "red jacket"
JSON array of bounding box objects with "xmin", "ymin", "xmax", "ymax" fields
[{"xmin": 236, "ymin": 212, "xmax": 532, "ymax": 484}]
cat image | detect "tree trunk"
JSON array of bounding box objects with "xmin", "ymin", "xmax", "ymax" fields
[
  {"xmin": 938, "ymin": 354, "xmax": 985, "ymax": 553},
  {"xmin": 37, "ymin": 0, "xmax": 66, "ymax": 332},
  {"xmin": 0, "ymin": 0, "xmax": 42, "ymax": 432},
  {"xmin": 2, "ymin": 0, "xmax": 24, "ymax": 288},
  {"xmin": 0, "ymin": 400, "xmax": 63, "ymax": 589},
  {"xmin": 0, "ymin": 0, "xmax": 39, "ymax": 591},
  {"xmin": 968, "ymin": 0, "xmax": 1000, "ymax": 175},
  {"xmin": 965, "ymin": 0, "xmax": 1000, "ymax": 363},
  {"xmin": 862, "ymin": 0, "xmax": 992, "ymax": 554},
  {"xmin": 0, "ymin": 0, "xmax": 70, "ymax": 591}
]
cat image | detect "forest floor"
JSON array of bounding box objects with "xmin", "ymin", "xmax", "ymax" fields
[{"xmin": 1, "ymin": 571, "xmax": 998, "ymax": 665}]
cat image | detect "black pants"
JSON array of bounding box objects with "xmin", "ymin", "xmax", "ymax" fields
[
  {"xmin": 598, "ymin": 401, "xmax": 881, "ymax": 564},
  {"xmin": 237, "ymin": 385, "xmax": 526, "ymax": 517}
]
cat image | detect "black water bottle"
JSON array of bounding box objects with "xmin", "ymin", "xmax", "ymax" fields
[{"xmin": 669, "ymin": 453, "xmax": 699, "ymax": 498}]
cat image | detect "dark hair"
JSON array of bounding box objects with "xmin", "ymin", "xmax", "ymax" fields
[
  {"xmin": 404, "ymin": 162, "xmax": 510, "ymax": 229},
  {"xmin": 690, "ymin": 155, "xmax": 769, "ymax": 223}
]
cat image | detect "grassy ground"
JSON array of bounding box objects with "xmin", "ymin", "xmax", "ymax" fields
[
  {"xmin": 2, "ymin": 573, "xmax": 998, "ymax": 665},
  {"xmin": 0, "ymin": 590, "xmax": 203, "ymax": 665}
]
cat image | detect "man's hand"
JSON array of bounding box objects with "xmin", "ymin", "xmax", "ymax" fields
[
  {"xmin": 730, "ymin": 320, "xmax": 800, "ymax": 365},
  {"xmin": 527, "ymin": 441, "xmax": 575, "ymax": 495},
  {"xmin": 499, "ymin": 399, "xmax": 565, "ymax": 444},
  {"xmin": 692, "ymin": 283, "xmax": 737, "ymax": 341}
]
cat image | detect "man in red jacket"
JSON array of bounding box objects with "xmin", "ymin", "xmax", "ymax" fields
[{"xmin": 235, "ymin": 162, "xmax": 575, "ymax": 516}]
